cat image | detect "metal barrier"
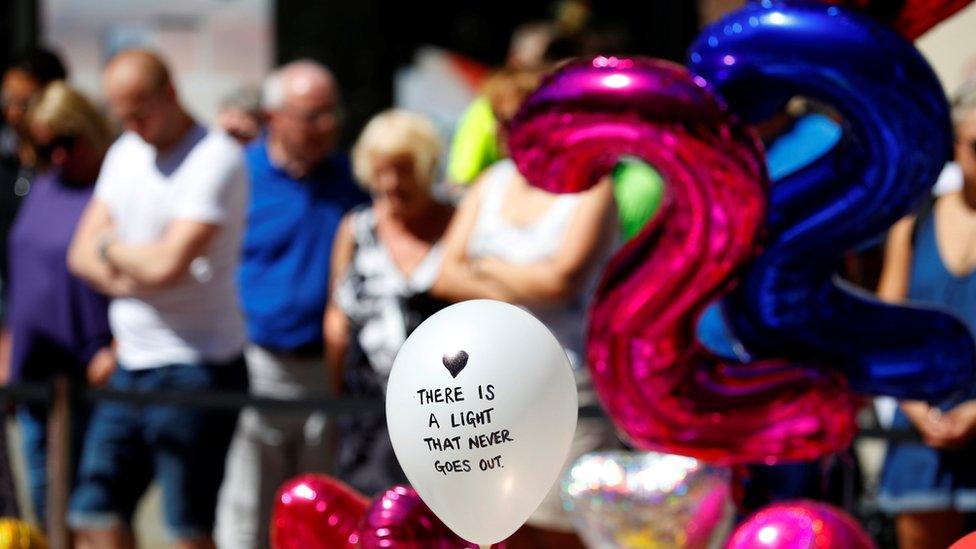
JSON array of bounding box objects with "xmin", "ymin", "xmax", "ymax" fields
[{"xmin": 0, "ymin": 378, "xmax": 917, "ymax": 548}]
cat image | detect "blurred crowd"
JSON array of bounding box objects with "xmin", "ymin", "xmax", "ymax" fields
[{"xmin": 0, "ymin": 13, "xmax": 974, "ymax": 549}]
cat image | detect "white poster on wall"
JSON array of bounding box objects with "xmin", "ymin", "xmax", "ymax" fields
[{"xmin": 43, "ymin": 0, "xmax": 272, "ymax": 123}]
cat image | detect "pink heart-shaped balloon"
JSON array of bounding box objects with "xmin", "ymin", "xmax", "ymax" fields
[
  {"xmin": 270, "ymin": 474, "xmax": 368, "ymax": 549},
  {"xmin": 359, "ymin": 485, "xmax": 504, "ymax": 548}
]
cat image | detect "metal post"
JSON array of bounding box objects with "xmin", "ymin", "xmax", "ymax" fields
[
  {"xmin": 10, "ymin": 0, "xmax": 39, "ymax": 55},
  {"xmin": 45, "ymin": 376, "xmax": 70, "ymax": 549}
]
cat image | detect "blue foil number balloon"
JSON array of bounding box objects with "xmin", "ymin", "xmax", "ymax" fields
[{"xmin": 689, "ymin": 1, "xmax": 975, "ymax": 400}]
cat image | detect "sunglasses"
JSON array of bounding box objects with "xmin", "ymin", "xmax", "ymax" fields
[
  {"xmin": 34, "ymin": 134, "xmax": 78, "ymax": 162},
  {"xmin": 279, "ymin": 105, "xmax": 339, "ymax": 126},
  {"xmin": 0, "ymin": 96, "xmax": 32, "ymax": 112}
]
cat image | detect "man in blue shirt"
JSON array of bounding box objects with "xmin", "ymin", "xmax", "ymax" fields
[{"xmin": 216, "ymin": 60, "xmax": 368, "ymax": 549}]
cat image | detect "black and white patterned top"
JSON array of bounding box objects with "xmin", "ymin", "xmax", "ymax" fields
[
  {"xmin": 334, "ymin": 205, "xmax": 446, "ymax": 380},
  {"xmin": 334, "ymin": 205, "xmax": 449, "ymax": 495}
]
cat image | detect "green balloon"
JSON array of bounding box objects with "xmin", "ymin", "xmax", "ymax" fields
[
  {"xmin": 447, "ymin": 97, "xmax": 500, "ymax": 186},
  {"xmin": 612, "ymin": 156, "xmax": 664, "ymax": 240}
]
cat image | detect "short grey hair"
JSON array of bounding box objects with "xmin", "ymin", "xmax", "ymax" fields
[
  {"xmin": 952, "ymin": 78, "xmax": 976, "ymax": 126},
  {"xmin": 262, "ymin": 59, "xmax": 339, "ymax": 111},
  {"xmin": 219, "ymin": 85, "xmax": 262, "ymax": 116}
]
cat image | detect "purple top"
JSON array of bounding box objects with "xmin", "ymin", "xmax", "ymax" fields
[{"xmin": 6, "ymin": 170, "xmax": 110, "ymax": 381}]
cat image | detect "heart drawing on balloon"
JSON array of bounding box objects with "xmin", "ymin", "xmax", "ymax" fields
[{"xmin": 442, "ymin": 350, "xmax": 469, "ymax": 378}]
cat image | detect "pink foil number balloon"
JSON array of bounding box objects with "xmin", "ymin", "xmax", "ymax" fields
[
  {"xmin": 727, "ymin": 500, "xmax": 875, "ymax": 549},
  {"xmin": 507, "ymin": 57, "xmax": 856, "ymax": 463},
  {"xmin": 270, "ymin": 474, "xmax": 368, "ymax": 549}
]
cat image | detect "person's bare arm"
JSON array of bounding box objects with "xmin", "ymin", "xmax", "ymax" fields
[
  {"xmin": 430, "ymin": 180, "xmax": 521, "ymax": 302},
  {"xmin": 471, "ymin": 178, "xmax": 616, "ymax": 307},
  {"xmin": 876, "ymin": 215, "xmax": 955, "ymax": 444},
  {"xmin": 101, "ymin": 219, "xmax": 219, "ymax": 287},
  {"xmin": 86, "ymin": 345, "xmax": 117, "ymax": 387},
  {"xmin": 324, "ymin": 215, "xmax": 356, "ymax": 393},
  {"xmin": 67, "ymin": 199, "xmax": 141, "ymax": 297},
  {"xmin": 0, "ymin": 329, "xmax": 11, "ymax": 386},
  {"xmin": 877, "ymin": 215, "xmax": 915, "ymax": 303}
]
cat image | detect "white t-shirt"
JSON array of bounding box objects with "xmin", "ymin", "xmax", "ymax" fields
[{"xmin": 94, "ymin": 126, "xmax": 249, "ymax": 369}]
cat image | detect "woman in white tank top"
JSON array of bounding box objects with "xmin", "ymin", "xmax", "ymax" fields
[
  {"xmin": 431, "ymin": 69, "xmax": 620, "ymax": 547},
  {"xmin": 461, "ymin": 158, "xmax": 604, "ymax": 397},
  {"xmin": 433, "ymin": 155, "xmax": 618, "ymax": 395}
]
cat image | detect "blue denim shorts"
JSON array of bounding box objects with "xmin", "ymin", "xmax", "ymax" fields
[
  {"xmin": 878, "ymin": 406, "xmax": 976, "ymax": 513},
  {"xmin": 68, "ymin": 357, "xmax": 247, "ymax": 540}
]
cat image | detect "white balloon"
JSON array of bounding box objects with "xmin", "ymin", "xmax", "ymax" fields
[{"xmin": 386, "ymin": 299, "xmax": 579, "ymax": 545}]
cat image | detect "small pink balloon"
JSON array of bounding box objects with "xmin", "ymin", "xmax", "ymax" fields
[
  {"xmin": 727, "ymin": 500, "xmax": 875, "ymax": 549},
  {"xmin": 950, "ymin": 531, "xmax": 976, "ymax": 549},
  {"xmin": 270, "ymin": 474, "xmax": 369, "ymax": 549},
  {"xmin": 358, "ymin": 485, "xmax": 504, "ymax": 548}
]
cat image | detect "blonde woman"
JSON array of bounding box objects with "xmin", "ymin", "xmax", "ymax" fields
[
  {"xmin": 325, "ymin": 109, "xmax": 453, "ymax": 494},
  {"xmin": 1, "ymin": 82, "xmax": 113, "ymax": 521}
]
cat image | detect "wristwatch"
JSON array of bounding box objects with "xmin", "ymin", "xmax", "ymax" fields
[
  {"xmin": 469, "ymin": 258, "xmax": 484, "ymax": 277},
  {"xmin": 97, "ymin": 234, "xmax": 115, "ymax": 263}
]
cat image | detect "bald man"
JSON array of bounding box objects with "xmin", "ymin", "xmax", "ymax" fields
[
  {"xmin": 66, "ymin": 49, "xmax": 249, "ymax": 549},
  {"xmin": 215, "ymin": 59, "xmax": 367, "ymax": 548}
]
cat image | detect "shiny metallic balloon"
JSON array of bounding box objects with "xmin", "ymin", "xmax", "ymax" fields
[
  {"xmin": 690, "ymin": 1, "xmax": 975, "ymax": 401},
  {"xmin": 507, "ymin": 55, "xmax": 856, "ymax": 463},
  {"xmin": 727, "ymin": 500, "xmax": 875, "ymax": 549},
  {"xmin": 0, "ymin": 518, "xmax": 47, "ymax": 548},
  {"xmin": 561, "ymin": 451, "xmax": 733, "ymax": 548},
  {"xmin": 269, "ymin": 474, "xmax": 368, "ymax": 549},
  {"xmin": 949, "ymin": 531, "xmax": 976, "ymax": 549},
  {"xmin": 358, "ymin": 485, "xmax": 492, "ymax": 548}
]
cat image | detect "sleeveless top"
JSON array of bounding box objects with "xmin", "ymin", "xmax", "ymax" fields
[
  {"xmin": 334, "ymin": 206, "xmax": 447, "ymax": 378},
  {"xmin": 334, "ymin": 205, "xmax": 447, "ymax": 494},
  {"xmin": 909, "ymin": 201, "xmax": 976, "ymax": 338},
  {"xmin": 909, "ymin": 200, "xmax": 976, "ymax": 405},
  {"xmin": 466, "ymin": 159, "xmax": 612, "ymax": 401}
]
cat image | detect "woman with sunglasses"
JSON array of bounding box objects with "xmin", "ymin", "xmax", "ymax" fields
[
  {"xmin": 877, "ymin": 83, "xmax": 976, "ymax": 549},
  {"xmin": 2, "ymin": 82, "xmax": 113, "ymax": 523}
]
